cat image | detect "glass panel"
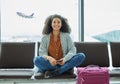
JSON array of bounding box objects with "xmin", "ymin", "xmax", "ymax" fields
[
  {"xmin": 84, "ymin": 0, "xmax": 120, "ymax": 42},
  {"xmin": 1, "ymin": 0, "xmax": 78, "ymax": 42}
]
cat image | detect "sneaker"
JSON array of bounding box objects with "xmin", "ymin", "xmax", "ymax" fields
[
  {"xmin": 44, "ymin": 69, "xmax": 59, "ymax": 78},
  {"xmin": 31, "ymin": 72, "xmax": 43, "ymax": 80},
  {"xmin": 31, "ymin": 67, "xmax": 44, "ymax": 80}
]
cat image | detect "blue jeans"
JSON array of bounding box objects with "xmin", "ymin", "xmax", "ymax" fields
[{"xmin": 33, "ymin": 53, "xmax": 85, "ymax": 74}]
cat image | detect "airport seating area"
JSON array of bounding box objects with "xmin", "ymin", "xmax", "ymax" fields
[{"xmin": 0, "ymin": 42, "xmax": 120, "ymax": 79}]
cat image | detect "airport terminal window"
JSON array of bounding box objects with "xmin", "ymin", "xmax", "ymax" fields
[
  {"xmin": 84, "ymin": 0, "xmax": 120, "ymax": 42},
  {"xmin": 1, "ymin": 0, "xmax": 79, "ymax": 42}
]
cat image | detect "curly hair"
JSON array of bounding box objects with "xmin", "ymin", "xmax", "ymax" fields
[{"xmin": 42, "ymin": 14, "xmax": 71, "ymax": 35}]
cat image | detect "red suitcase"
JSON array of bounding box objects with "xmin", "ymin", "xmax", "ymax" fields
[{"xmin": 76, "ymin": 65, "xmax": 109, "ymax": 84}]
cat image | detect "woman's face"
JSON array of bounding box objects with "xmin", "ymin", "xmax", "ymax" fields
[{"xmin": 51, "ymin": 17, "xmax": 62, "ymax": 31}]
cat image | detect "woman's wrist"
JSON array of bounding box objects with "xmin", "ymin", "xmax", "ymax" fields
[{"xmin": 45, "ymin": 56, "xmax": 50, "ymax": 60}]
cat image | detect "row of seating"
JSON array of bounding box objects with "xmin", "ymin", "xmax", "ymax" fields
[{"xmin": 0, "ymin": 42, "xmax": 120, "ymax": 78}]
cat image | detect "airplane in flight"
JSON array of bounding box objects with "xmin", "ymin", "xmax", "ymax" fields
[{"xmin": 16, "ymin": 12, "xmax": 34, "ymax": 19}]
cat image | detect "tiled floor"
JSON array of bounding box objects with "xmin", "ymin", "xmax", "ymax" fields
[{"xmin": 0, "ymin": 77, "xmax": 120, "ymax": 84}]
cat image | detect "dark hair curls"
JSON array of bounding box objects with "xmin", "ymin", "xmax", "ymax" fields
[{"xmin": 42, "ymin": 14, "xmax": 71, "ymax": 35}]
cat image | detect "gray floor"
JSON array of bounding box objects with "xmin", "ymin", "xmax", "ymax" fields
[{"xmin": 0, "ymin": 77, "xmax": 120, "ymax": 84}]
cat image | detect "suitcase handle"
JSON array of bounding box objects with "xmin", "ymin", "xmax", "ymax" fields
[{"xmin": 85, "ymin": 65, "xmax": 101, "ymax": 69}]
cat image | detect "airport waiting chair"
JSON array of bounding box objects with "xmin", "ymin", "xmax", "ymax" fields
[
  {"xmin": 0, "ymin": 42, "xmax": 35, "ymax": 68},
  {"xmin": 109, "ymin": 42, "xmax": 120, "ymax": 77},
  {"xmin": 74, "ymin": 42, "xmax": 110, "ymax": 67},
  {"xmin": 110, "ymin": 42, "xmax": 120, "ymax": 67}
]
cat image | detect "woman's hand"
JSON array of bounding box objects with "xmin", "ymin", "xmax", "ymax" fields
[
  {"xmin": 45, "ymin": 56, "xmax": 57, "ymax": 66},
  {"xmin": 56, "ymin": 58, "xmax": 65, "ymax": 65}
]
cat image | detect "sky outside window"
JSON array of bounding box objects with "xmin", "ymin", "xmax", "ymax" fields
[{"xmin": 1, "ymin": 0, "xmax": 78, "ymax": 42}]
